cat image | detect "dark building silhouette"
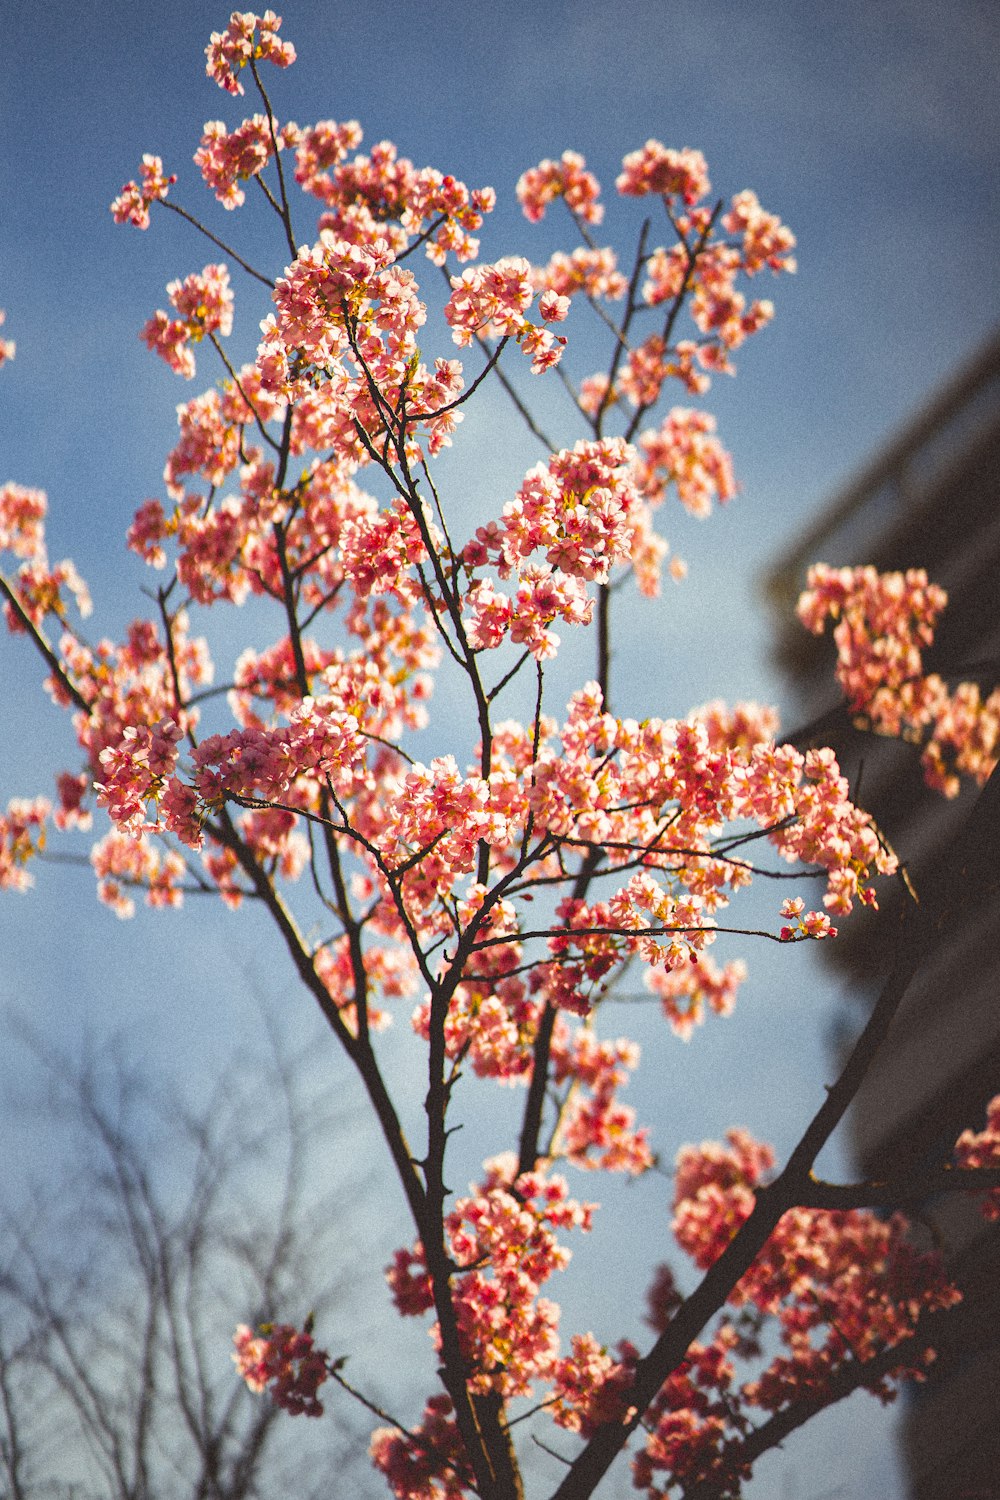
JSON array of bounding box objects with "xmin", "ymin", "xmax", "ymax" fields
[{"xmin": 766, "ymin": 330, "xmax": 1000, "ymax": 1499}]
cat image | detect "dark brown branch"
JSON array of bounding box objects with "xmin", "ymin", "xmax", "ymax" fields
[
  {"xmin": 622, "ymin": 200, "xmax": 722, "ymax": 447},
  {"xmin": 408, "ymin": 336, "xmax": 510, "ymax": 422},
  {"xmin": 0, "ymin": 574, "xmax": 93, "ymax": 716},
  {"xmin": 593, "ymin": 218, "xmax": 650, "ymax": 438},
  {"xmin": 800, "ymin": 1163, "xmax": 1000, "ymax": 1210},
  {"xmin": 159, "ymin": 200, "xmax": 275, "ymax": 288},
  {"xmin": 249, "ymin": 58, "xmax": 297, "ymax": 259}
]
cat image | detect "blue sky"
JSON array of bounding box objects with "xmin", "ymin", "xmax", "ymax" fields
[{"xmin": 1, "ymin": 3, "xmax": 998, "ymax": 1495}]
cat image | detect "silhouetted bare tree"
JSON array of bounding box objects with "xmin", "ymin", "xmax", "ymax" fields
[{"xmin": 0, "ymin": 1031, "xmax": 377, "ymax": 1500}]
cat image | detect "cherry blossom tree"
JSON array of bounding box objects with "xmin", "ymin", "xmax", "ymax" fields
[{"xmin": 3, "ymin": 12, "xmax": 1000, "ymax": 1498}]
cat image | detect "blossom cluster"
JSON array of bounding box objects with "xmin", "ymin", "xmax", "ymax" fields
[
  {"xmin": 955, "ymin": 1094, "xmax": 1000, "ymax": 1221},
  {"xmin": 799, "ymin": 563, "xmax": 1000, "ymax": 795},
  {"xmin": 292, "ymin": 117, "xmax": 363, "ymax": 195},
  {"xmin": 96, "ymin": 718, "xmax": 184, "ymax": 836},
  {"xmin": 525, "ymin": 688, "xmax": 893, "ymax": 927},
  {"xmin": 0, "ymin": 796, "xmax": 50, "ymax": 892},
  {"xmin": 549, "ymin": 1333, "xmax": 640, "ymax": 1438},
  {"xmin": 255, "ymin": 234, "xmax": 471, "ymax": 463},
  {"xmin": 508, "ymin": 143, "xmax": 794, "ymax": 604},
  {"xmin": 232, "ymin": 1321, "xmax": 328, "ymax": 1416},
  {"xmin": 190, "ymin": 692, "xmax": 367, "ymax": 812},
  {"xmin": 633, "ymin": 1323, "xmax": 749, "ymax": 1495},
  {"xmin": 110, "ymin": 154, "xmax": 176, "ymax": 229},
  {"xmin": 387, "ymin": 1158, "xmax": 594, "ymax": 1401},
  {"xmin": 0, "ymin": 482, "xmax": 46, "ymax": 560},
  {"xmin": 635, "ymin": 408, "xmax": 737, "ymax": 516},
  {"xmin": 302, "ymin": 134, "xmax": 495, "ymax": 266},
  {"xmin": 1, "ymin": 597, "xmax": 213, "ymax": 910},
  {"xmin": 462, "ymin": 440, "xmax": 641, "ymax": 656},
  {"xmin": 670, "ymin": 1129, "xmax": 960, "ymax": 1371},
  {"xmin": 196, "ymin": 113, "xmax": 299, "ymax": 208},
  {"xmin": 534, "ymin": 246, "xmax": 627, "ymax": 304},
  {"xmin": 549, "ymin": 1026, "xmax": 653, "ymax": 1173},
  {"xmin": 602, "ymin": 1125, "xmax": 962, "ymax": 1492},
  {"xmin": 135, "ymin": 674, "xmax": 897, "ymax": 971},
  {"xmin": 798, "ymin": 563, "xmax": 947, "ymax": 713},
  {"xmin": 0, "ymin": 480, "xmax": 92, "ymax": 632},
  {"xmin": 617, "ymin": 142, "xmax": 711, "ymax": 205},
  {"xmin": 205, "ymin": 8, "xmax": 296, "ymax": 95},
  {"xmin": 445, "ymin": 255, "xmax": 566, "ymax": 372},
  {"xmin": 516, "ymin": 150, "xmax": 604, "ymax": 225},
  {"xmin": 140, "ymin": 263, "xmax": 234, "ymax": 379},
  {"xmin": 646, "ymin": 953, "xmax": 748, "ymax": 1040},
  {"xmin": 514, "ymin": 142, "xmax": 794, "ymax": 443},
  {"xmin": 370, "ymin": 1395, "xmax": 473, "ymax": 1500},
  {"xmin": 468, "ymin": 437, "xmax": 639, "ymax": 578},
  {"xmin": 89, "ymin": 826, "xmax": 187, "ymax": 919},
  {"xmin": 777, "ymin": 896, "xmax": 836, "ymax": 942},
  {"xmin": 723, "ymin": 190, "xmax": 798, "ymax": 275}
]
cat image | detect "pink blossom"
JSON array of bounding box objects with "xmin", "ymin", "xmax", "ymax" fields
[
  {"xmin": 233, "ymin": 1320, "xmax": 328, "ymax": 1416},
  {"xmin": 954, "ymin": 1095, "xmax": 1000, "ymax": 1221},
  {"xmin": 635, "ymin": 408, "xmax": 737, "ymax": 515},
  {"xmin": 798, "ymin": 564, "xmax": 997, "ymax": 795},
  {"xmin": 53, "ymin": 772, "xmax": 91, "ymax": 832},
  {"xmin": 550, "ymin": 1026, "xmax": 653, "ymax": 1173},
  {"xmin": 577, "ymin": 371, "xmax": 612, "ymax": 417},
  {"xmin": 89, "ymin": 828, "xmax": 185, "ymax": 918},
  {"xmin": 4, "ymin": 556, "xmax": 92, "ymax": 631},
  {"xmin": 550, "ymin": 1333, "xmax": 638, "ymax": 1436},
  {"xmin": 0, "ymin": 797, "xmax": 50, "ymax": 892},
  {"xmin": 463, "ymin": 577, "xmax": 512, "ymax": 652},
  {"xmin": 538, "ymin": 289, "xmax": 570, "ymax": 323},
  {"xmin": 167, "ymin": 263, "xmax": 234, "ymax": 338},
  {"xmin": 510, "ymin": 566, "xmax": 594, "ymax": 660},
  {"xmin": 673, "ymin": 1130, "xmax": 775, "ymax": 1269},
  {"xmin": 516, "ymin": 150, "xmax": 603, "ymax": 224},
  {"xmin": 535, "ymin": 247, "xmax": 627, "ymax": 303},
  {"xmin": 206, "ymin": 10, "xmax": 296, "ymax": 96},
  {"xmin": 195, "ymin": 115, "xmax": 297, "ymax": 209},
  {"xmin": 444, "ymin": 256, "xmax": 534, "ymax": 343},
  {"xmin": 287, "ymin": 131, "xmax": 493, "ymax": 268},
  {"xmin": 643, "ymin": 243, "xmax": 689, "ymax": 307},
  {"xmin": 140, "ymin": 312, "xmax": 196, "ymax": 378},
  {"xmin": 96, "ymin": 717, "xmax": 184, "ymax": 836},
  {"xmin": 140, "ymin": 264, "xmax": 233, "ymax": 378},
  {"xmin": 690, "ymin": 698, "xmax": 780, "ymax": 754},
  {"xmin": 617, "ymin": 141, "xmax": 710, "ymax": 204},
  {"xmin": 619, "ymin": 335, "xmax": 672, "ymax": 409},
  {"xmin": 778, "ymin": 897, "xmax": 837, "ymax": 942},
  {"xmin": 127, "ymin": 500, "xmax": 169, "ymax": 570},
  {"xmin": 387, "ymin": 1159, "xmax": 594, "ymax": 1400},
  {"xmin": 723, "ymin": 189, "xmax": 797, "ymax": 275},
  {"xmin": 627, "ymin": 504, "xmax": 670, "ymax": 596},
  {"xmin": 110, "ymin": 154, "xmax": 176, "ymax": 229},
  {"xmin": 0, "ymin": 483, "xmax": 47, "ymax": 562},
  {"xmin": 370, "ymin": 1395, "xmax": 472, "ymax": 1500},
  {"xmin": 191, "ymin": 695, "xmax": 367, "ymax": 810},
  {"xmin": 294, "ymin": 118, "xmax": 364, "ymax": 195},
  {"xmin": 668, "ymin": 1125, "xmax": 959, "ymax": 1428},
  {"xmin": 467, "ymin": 437, "xmax": 641, "ymax": 585},
  {"xmin": 647, "ymin": 954, "xmax": 748, "ymax": 1039}
]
